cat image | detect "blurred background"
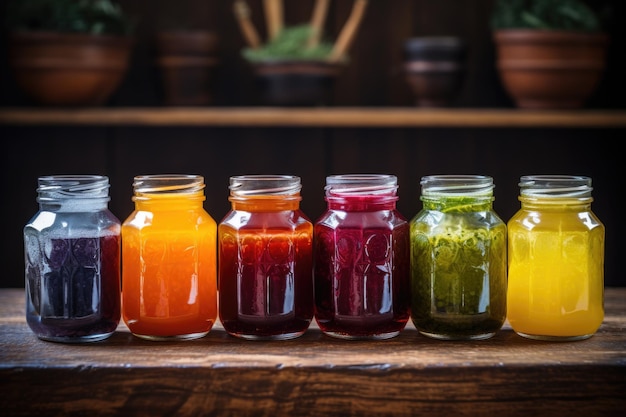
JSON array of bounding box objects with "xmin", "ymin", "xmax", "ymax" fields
[{"xmin": 0, "ymin": 0, "xmax": 624, "ymax": 288}]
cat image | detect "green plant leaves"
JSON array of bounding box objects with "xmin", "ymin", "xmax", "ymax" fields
[{"xmin": 5, "ymin": 0, "xmax": 133, "ymax": 35}]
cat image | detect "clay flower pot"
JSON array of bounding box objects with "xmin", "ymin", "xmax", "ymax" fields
[
  {"xmin": 403, "ymin": 37, "xmax": 467, "ymax": 107},
  {"xmin": 250, "ymin": 60, "xmax": 342, "ymax": 106},
  {"xmin": 493, "ymin": 30, "xmax": 608, "ymax": 109},
  {"xmin": 8, "ymin": 31, "xmax": 133, "ymax": 106},
  {"xmin": 156, "ymin": 30, "xmax": 219, "ymax": 106}
]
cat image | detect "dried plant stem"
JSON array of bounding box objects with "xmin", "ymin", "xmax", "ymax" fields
[
  {"xmin": 263, "ymin": 0, "xmax": 284, "ymax": 41},
  {"xmin": 329, "ymin": 0, "xmax": 368, "ymax": 62},
  {"xmin": 307, "ymin": 0, "xmax": 330, "ymax": 48},
  {"xmin": 233, "ymin": 0, "xmax": 261, "ymax": 49}
]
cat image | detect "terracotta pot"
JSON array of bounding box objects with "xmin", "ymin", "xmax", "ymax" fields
[
  {"xmin": 493, "ymin": 30, "xmax": 608, "ymax": 109},
  {"xmin": 250, "ymin": 60, "xmax": 341, "ymax": 106},
  {"xmin": 8, "ymin": 31, "xmax": 133, "ymax": 106},
  {"xmin": 403, "ymin": 37, "xmax": 467, "ymax": 107},
  {"xmin": 156, "ymin": 31, "xmax": 218, "ymax": 106}
]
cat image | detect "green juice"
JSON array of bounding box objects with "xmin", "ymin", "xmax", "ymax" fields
[{"xmin": 410, "ymin": 192, "xmax": 507, "ymax": 340}]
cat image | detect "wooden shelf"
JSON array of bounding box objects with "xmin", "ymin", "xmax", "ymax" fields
[
  {"xmin": 1, "ymin": 107, "xmax": 626, "ymax": 128},
  {"xmin": 1, "ymin": 287, "xmax": 625, "ymax": 416}
]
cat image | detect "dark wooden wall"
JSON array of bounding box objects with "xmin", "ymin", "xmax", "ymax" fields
[{"xmin": 0, "ymin": 0, "xmax": 624, "ymax": 288}]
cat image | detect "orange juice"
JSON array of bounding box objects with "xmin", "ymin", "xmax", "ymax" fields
[
  {"xmin": 122, "ymin": 175, "xmax": 217, "ymax": 340},
  {"xmin": 507, "ymin": 176, "xmax": 604, "ymax": 341}
]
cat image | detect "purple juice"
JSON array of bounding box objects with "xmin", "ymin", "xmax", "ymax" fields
[{"xmin": 25, "ymin": 233, "xmax": 121, "ymax": 342}]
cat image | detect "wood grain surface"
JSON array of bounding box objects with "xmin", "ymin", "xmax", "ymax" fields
[{"xmin": 1, "ymin": 288, "xmax": 625, "ymax": 416}]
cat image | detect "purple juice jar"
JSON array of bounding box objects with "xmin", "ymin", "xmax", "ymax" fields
[
  {"xmin": 24, "ymin": 175, "xmax": 121, "ymax": 342},
  {"xmin": 314, "ymin": 174, "xmax": 411, "ymax": 339}
]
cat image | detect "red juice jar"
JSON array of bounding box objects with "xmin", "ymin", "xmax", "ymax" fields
[
  {"xmin": 314, "ymin": 174, "xmax": 411, "ymax": 339},
  {"xmin": 218, "ymin": 175, "xmax": 314, "ymax": 340}
]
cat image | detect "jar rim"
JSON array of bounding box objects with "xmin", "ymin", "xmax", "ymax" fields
[
  {"xmin": 519, "ymin": 175, "xmax": 592, "ymax": 198},
  {"xmin": 421, "ymin": 175, "xmax": 494, "ymax": 196},
  {"xmin": 229, "ymin": 175, "xmax": 301, "ymax": 196},
  {"xmin": 37, "ymin": 175, "xmax": 110, "ymax": 201},
  {"xmin": 325, "ymin": 174, "xmax": 398, "ymax": 196},
  {"xmin": 133, "ymin": 174, "xmax": 205, "ymax": 194}
]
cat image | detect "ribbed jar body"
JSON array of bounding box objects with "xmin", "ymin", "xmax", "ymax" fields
[
  {"xmin": 122, "ymin": 175, "xmax": 217, "ymax": 341},
  {"xmin": 218, "ymin": 175, "xmax": 313, "ymax": 340},
  {"xmin": 507, "ymin": 175, "xmax": 604, "ymax": 341},
  {"xmin": 410, "ymin": 175, "xmax": 507, "ymax": 340},
  {"xmin": 24, "ymin": 175, "xmax": 121, "ymax": 342},
  {"xmin": 314, "ymin": 174, "xmax": 410, "ymax": 340}
]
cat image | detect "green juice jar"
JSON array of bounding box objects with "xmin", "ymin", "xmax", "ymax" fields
[{"xmin": 410, "ymin": 175, "xmax": 507, "ymax": 340}]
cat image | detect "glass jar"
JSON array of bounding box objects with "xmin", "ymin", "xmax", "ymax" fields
[
  {"xmin": 24, "ymin": 175, "xmax": 121, "ymax": 342},
  {"xmin": 507, "ymin": 175, "xmax": 604, "ymax": 341},
  {"xmin": 218, "ymin": 175, "xmax": 313, "ymax": 340},
  {"xmin": 122, "ymin": 174, "xmax": 217, "ymax": 341},
  {"xmin": 410, "ymin": 175, "xmax": 507, "ymax": 340},
  {"xmin": 314, "ymin": 174, "xmax": 410, "ymax": 340}
]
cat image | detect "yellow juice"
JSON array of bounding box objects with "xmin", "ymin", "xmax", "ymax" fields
[{"xmin": 507, "ymin": 202, "xmax": 604, "ymax": 339}]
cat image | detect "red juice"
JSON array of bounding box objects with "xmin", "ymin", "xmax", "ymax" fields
[{"xmin": 218, "ymin": 176, "xmax": 314, "ymax": 340}]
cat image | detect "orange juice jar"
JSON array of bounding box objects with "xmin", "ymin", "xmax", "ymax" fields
[
  {"xmin": 122, "ymin": 175, "xmax": 217, "ymax": 340},
  {"xmin": 507, "ymin": 175, "xmax": 604, "ymax": 341}
]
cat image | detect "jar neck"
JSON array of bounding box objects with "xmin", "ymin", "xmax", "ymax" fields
[
  {"xmin": 132, "ymin": 174, "xmax": 206, "ymax": 210},
  {"xmin": 421, "ymin": 196, "xmax": 493, "ymax": 212},
  {"xmin": 134, "ymin": 193, "xmax": 205, "ymax": 210},
  {"xmin": 420, "ymin": 175, "xmax": 494, "ymax": 213},
  {"xmin": 325, "ymin": 174, "xmax": 399, "ymax": 212},
  {"xmin": 37, "ymin": 175, "xmax": 110, "ymax": 212},
  {"xmin": 519, "ymin": 196, "xmax": 593, "ymax": 211},
  {"xmin": 326, "ymin": 195, "xmax": 397, "ymax": 211},
  {"xmin": 228, "ymin": 175, "xmax": 302, "ymax": 212},
  {"xmin": 518, "ymin": 175, "xmax": 594, "ymax": 211}
]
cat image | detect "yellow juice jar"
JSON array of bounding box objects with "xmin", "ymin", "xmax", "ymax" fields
[{"xmin": 507, "ymin": 175, "xmax": 604, "ymax": 341}]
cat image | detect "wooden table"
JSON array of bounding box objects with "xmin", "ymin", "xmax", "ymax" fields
[{"xmin": 1, "ymin": 288, "xmax": 625, "ymax": 417}]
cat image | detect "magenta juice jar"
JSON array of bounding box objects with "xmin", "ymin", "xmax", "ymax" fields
[{"xmin": 313, "ymin": 174, "xmax": 411, "ymax": 339}]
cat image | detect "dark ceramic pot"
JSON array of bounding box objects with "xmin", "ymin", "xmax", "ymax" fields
[
  {"xmin": 251, "ymin": 60, "xmax": 341, "ymax": 106},
  {"xmin": 403, "ymin": 37, "xmax": 467, "ymax": 107},
  {"xmin": 156, "ymin": 31, "xmax": 219, "ymax": 106},
  {"xmin": 493, "ymin": 30, "xmax": 608, "ymax": 109}
]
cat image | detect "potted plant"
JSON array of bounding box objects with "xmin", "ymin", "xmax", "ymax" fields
[
  {"xmin": 232, "ymin": 0, "xmax": 369, "ymax": 106},
  {"xmin": 491, "ymin": 0, "xmax": 609, "ymax": 109},
  {"xmin": 4, "ymin": 0, "xmax": 134, "ymax": 106}
]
